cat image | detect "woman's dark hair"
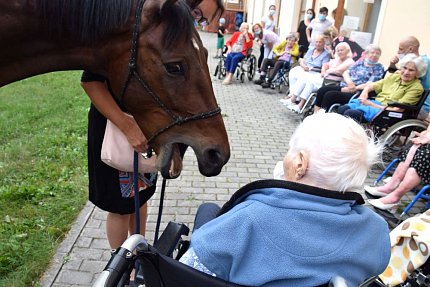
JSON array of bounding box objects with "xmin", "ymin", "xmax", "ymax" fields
[
  {"xmin": 269, "ymin": 5, "xmax": 276, "ymax": 10},
  {"xmin": 307, "ymin": 8, "xmax": 316, "ymax": 20}
]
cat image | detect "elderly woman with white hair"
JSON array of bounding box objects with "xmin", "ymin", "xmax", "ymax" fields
[
  {"xmin": 338, "ymin": 54, "xmax": 427, "ymax": 122},
  {"xmin": 286, "ymin": 42, "xmax": 355, "ymax": 113},
  {"xmin": 179, "ymin": 112, "xmax": 390, "ymax": 286},
  {"xmin": 313, "ymin": 44, "xmax": 385, "ymax": 113}
]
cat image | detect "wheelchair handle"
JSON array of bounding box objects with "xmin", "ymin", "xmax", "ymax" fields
[{"xmin": 92, "ymin": 234, "xmax": 148, "ymax": 287}]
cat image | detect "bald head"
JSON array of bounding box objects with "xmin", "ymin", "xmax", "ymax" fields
[{"xmin": 399, "ymin": 36, "xmax": 420, "ymax": 55}]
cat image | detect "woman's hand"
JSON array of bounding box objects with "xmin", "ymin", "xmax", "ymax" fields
[
  {"xmin": 411, "ymin": 131, "xmax": 430, "ymax": 145},
  {"xmin": 360, "ymin": 98, "xmax": 371, "ymax": 106},
  {"xmin": 122, "ymin": 116, "xmax": 148, "ymax": 153}
]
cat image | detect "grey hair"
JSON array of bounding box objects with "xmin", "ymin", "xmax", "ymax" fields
[
  {"xmin": 399, "ymin": 54, "xmax": 428, "ymax": 78},
  {"xmin": 364, "ymin": 44, "xmax": 382, "ymax": 55},
  {"xmin": 286, "ymin": 32, "xmax": 297, "ymax": 41},
  {"xmin": 288, "ymin": 112, "xmax": 381, "ymax": 193}
]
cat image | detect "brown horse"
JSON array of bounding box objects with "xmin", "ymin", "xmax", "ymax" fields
[{"xmin": 0, "ymin": 0, "xmax": 230, "ymax": 179}]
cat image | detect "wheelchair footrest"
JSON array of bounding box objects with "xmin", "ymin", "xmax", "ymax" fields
[{"xmin": 154, "ymin": 221, "xmax": 189, "ymax": 257}]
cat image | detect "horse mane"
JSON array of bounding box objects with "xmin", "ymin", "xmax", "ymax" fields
[
  {"xmin": 35, "ymin": 0, "xmax": 133, "ymax": 43},
  {"xmin": 35, "ymin": 0, "xmax": 195, "ymax": 47},
  {"xmin": 161, "ymin": 1, "xmax": 195, "ymax": 49}
]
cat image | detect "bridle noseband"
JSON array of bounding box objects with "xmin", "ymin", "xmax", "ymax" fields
[{"xmin": 119, "ymin": 0, "xmax": 221, "ymax": 147}]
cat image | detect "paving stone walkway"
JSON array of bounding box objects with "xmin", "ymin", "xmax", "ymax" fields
[{"xmin": 39, "ymin": 31, "xmax": 426, "ymax": 287}]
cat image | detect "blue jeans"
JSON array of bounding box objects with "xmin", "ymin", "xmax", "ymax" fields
[{"xmin": 225, "ymin": 52, "xmax": 244, "ymax": 73}]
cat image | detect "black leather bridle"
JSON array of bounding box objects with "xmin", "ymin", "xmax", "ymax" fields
[{"xmin": 119, "ymin": 0, "xmax": 221, "ymax": 147}]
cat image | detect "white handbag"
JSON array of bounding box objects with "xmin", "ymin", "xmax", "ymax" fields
[{"xmin": 101, "ymin": 117, "xmax": 157, "ymax": 173}]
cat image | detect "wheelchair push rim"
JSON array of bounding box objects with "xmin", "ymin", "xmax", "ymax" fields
[{"xmin": 379, "ymin": 119, "xmax": 428, "ymax": 169}]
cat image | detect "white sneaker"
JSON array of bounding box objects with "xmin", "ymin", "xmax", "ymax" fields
[
  {"xmin": 289, "ymin": 104, "xmax": 301, "ymax": 113},
  {"xmin": 280, "ymin": 98, "xmax": 291, "ymax": 105}
]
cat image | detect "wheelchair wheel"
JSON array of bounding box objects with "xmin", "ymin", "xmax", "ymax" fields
[
  {"xmin": 247, "ymin": 55, "xmax": 257, "ymax": 81},
  {"xmin": 379, "ymin": 119, "xmax": 428, "ymax": 168},
  {"xmin": 301, "ymin": 106, "xmax": 314, "ymax": 121},
  {"xmin": 240, "ymin": 72, "xmax": 244, "ymax": 83},
  {"xmin": 214, "ymin": 65, "xmax": 219, "ymax": 77}
]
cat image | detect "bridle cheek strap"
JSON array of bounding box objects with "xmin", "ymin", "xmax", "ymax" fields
[{"xmin": 119, "ymin": 0, "xmax": 221, "ymax": 148}]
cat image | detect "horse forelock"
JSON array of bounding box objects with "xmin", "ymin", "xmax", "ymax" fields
[
  {"xmin": 160, "ymin": 0, "xmax": 195, "ymax": 49},
  {"xmin": 35, "ymin": 0, "xmax": 133, "ymax": 43}
]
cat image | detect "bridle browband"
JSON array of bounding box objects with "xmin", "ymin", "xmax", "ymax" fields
[{"xmin": 119, "ymin": 0, "xmax": 221, "ymax": 147}]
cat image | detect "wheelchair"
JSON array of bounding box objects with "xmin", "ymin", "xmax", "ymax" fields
[
  {"xmin": 300, "ymin": 77, "xmax": 343, "ymax": 121},
  {"xmin": 214, "ymin": 46, "xmax": 227, "ymax": 80},
  {"xmin": 93, "ymin": 184, "xmax": 355, "ymax": 287},
  {"xmin": 213, "ymin": 47, "xmax": 256, "ymax": 83},
  {"xmin": 235, "ymin": 48, "xmax": 257, "ymax": 83},
  {"xmin": 364, "ymin": 89, "xmax": 430, "ymax": 168},
  {"xmin": 266, "ymin": 60, "xmax": 298, "ymax": 94}
]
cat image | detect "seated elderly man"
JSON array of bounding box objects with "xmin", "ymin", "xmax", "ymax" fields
[{"xmin": 180, "ymin": 112, "xmax": 391, "ymax": 287}]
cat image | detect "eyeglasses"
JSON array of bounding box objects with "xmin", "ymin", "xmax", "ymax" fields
[{"xmin": 192, "ymin": 8, "xmax": 209, "ymax": 26}]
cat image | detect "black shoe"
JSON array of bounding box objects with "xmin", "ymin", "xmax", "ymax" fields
[
  {"xmin": 261, "ymin": 82, "xmax": 271, "ymax": 88},
  {"xmin": 254, "ymin": 78, "xmax": 264, "ymax": 85}
]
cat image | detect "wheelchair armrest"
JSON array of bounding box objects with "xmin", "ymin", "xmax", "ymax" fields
[
  {"xmin": 154, "ymin": 221, "xmax": 190, "ymax": 257},
  {"xmin": 386, "ymin": 101, "xmax": 419, "ymax": 111}
]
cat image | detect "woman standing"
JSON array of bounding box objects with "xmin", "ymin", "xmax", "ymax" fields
[
  {"xmin": 297, "ymin": 9, "xmax": 315, "ymax": 58},
  {"xmin": 81, "ymin": 72, "xmax": 157, "ymax": 251},
  {"xmin": 258, "ymin": 5, "xmax": 277, "ymax": 70}
]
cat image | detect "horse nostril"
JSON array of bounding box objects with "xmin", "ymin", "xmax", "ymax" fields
[{"xmin": 205, "ymin": 148, "xmax": 224, "ymax": 166}]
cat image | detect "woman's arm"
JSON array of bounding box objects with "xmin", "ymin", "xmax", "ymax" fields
[
  {"xmin": 329, "ymin": 59, "xmax": 354, "ymax": 75},
  {"xmin": 412, "ymin": 124, "xmax": 430, "ymax": 145},
  {"xmin": 358, "ymin": 82, "xmax": 375, "ymax": 100},
  {"xmin": 81, "ymin": 81, "xmax": 148, "ymax": 152}
]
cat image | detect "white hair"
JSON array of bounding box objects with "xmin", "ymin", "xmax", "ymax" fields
[
  {"xmin": 399, "ymin": 54, "xmax": 428, "ymax": 78},
  {"xmin": 334, "ymin": 42, "xmax": 352, "ymax": 59},
  {"xmin": 288, "ymin": 112, "xmax": 381, "ymax": 193},
  {"xmin": 364, "ymin": 44, "xmax": 382, "ymax": 55}
]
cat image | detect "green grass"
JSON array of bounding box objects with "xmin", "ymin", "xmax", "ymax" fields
[{"xmin": 0, "ymin": 71, "xmax": 89, "ymax": 286}]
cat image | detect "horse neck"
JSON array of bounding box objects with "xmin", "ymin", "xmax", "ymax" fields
[{"xmin": 0, "ymin": 1, "xmax": 130, "ymax": 87}]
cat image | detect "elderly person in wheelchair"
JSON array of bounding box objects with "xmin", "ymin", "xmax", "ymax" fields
[
  {"xmin": 283, "ymin": 35, "xmax": 330, "ymax": 105},
  {"xmin": 253, "ymin": 33, "xmax": 299, "ymax": 87},
  {"xmin": 313, "ymin": 44, "xmax": 384, "ymax": 113},
  {"xmin": 287, "ymin": 42, "xmax": 355, "ymax": 113},
  {"xmin": 337, "ymin": 54, "xmax": 426, "ymax": 123},
  {"xmin": 179, "ymin": 112, "xmax": 391, "ymax": 286},
  {"xmin": 222, "ymin": 22, "xmax": 253, "ymax": 85},
  {"xmin": 365, "ymin": 123, "xmax": 430, "ymax": 211}
]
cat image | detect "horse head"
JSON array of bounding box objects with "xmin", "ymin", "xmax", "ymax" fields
[{"xmin": 107, "ymin": 0, "xmax": 230, "ymax": 179}]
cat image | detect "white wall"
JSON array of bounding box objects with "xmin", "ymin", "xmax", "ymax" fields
[
  {"xmin": 374, "ymin": 0, "xmax": 430, "ymax": 67},
  {"xmin": 278, "ymin": 0, "xmax": 301, "ymax": 39}
]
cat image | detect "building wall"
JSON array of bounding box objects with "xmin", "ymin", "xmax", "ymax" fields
[
  {"xmin": 375, "ymin": 0, "xmax": 430, "ymax": 67},
  {"xmin": 244, "ymin": 0, "xmax": 430, "ymax": 68}
]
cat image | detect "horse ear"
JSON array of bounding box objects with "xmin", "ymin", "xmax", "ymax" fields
[{"xmin": 160, "ymin": 0, "xmax": 180, "ymax": 14}]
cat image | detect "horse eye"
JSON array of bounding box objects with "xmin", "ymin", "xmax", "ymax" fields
[{"xmin": 165, "ymin": 62, "xmax": 184, "ymax": 76}]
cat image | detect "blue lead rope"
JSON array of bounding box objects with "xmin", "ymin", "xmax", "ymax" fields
[
  {"xmin": 133, "ymin": 151, "xmax": 166, "ymax": 242},
  {"xmin": 133, "ymin": 151, "xmax": 141, "ymax": 235}
]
